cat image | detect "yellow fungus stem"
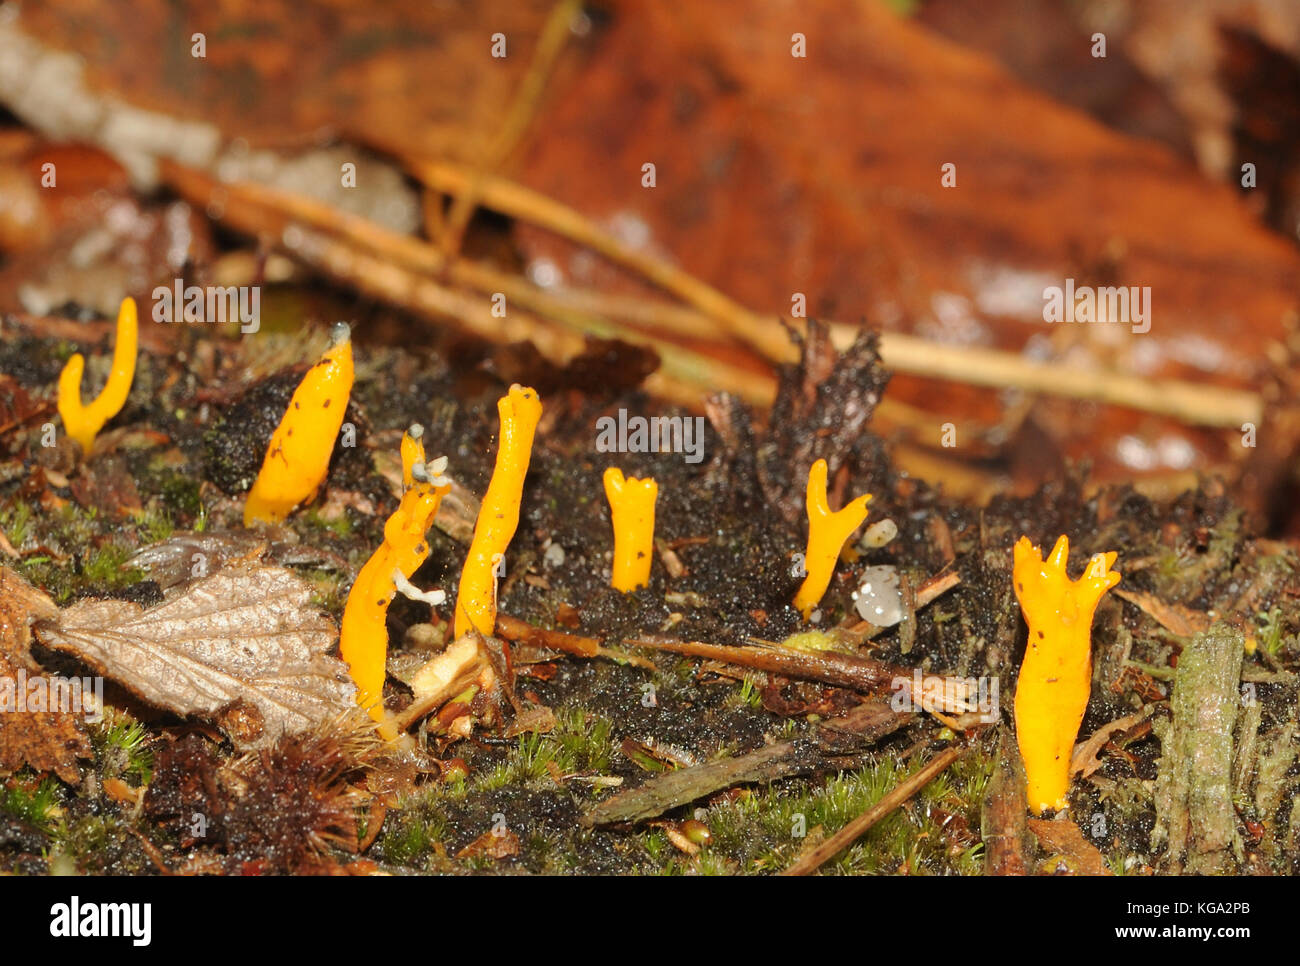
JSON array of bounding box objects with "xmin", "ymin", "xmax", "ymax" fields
[
  {"xmin": 340, "ymin": 462, "xmax": 451, "ymax": 740},
  {"xmin": 244, "ymin": 323, "xmax": 354, "ymax": 526},
  {"xmin": 793, "ymin": 459, "xmax": 872, "ymax": 619},
  {"xmin": 454, "ymin": 384, "xmax": 542, "ymax": 638},
  {"xmin": 1012, "ymin": 534, "xmax": 1120, "ymax": 815},
  {"xmin": 604, "ymin": 467, "xmax": 658, "ymax": 591},
  {"xmin": 57, "ymin": 296, "xmax": 138, "ymax": 455}
]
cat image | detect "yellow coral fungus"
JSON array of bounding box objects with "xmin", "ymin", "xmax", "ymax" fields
[
  {"xmin": 603, "ymin": 467, "xmax": 658, "ymax": 591},
  {"xmin": 244, "ymin": 323, "xmax": 354, "ymax": 526},
  {"xmin": 1012, "ymin": 534, "xmax": 1120, "ymax": 815},
  {"xmin": 57, "ymin": 296, "xmax": 138, "ymax": 455},
  {"xmin": 340, "ymin": 453, "xmax": 451, "ymax": 739},
  {"xmin": 454, "ymin": 384, "xmax": 542, "ymax": 638},
  {"xmin": 793, "ymin": 458, "xmax": 872, "ymax": 619}
]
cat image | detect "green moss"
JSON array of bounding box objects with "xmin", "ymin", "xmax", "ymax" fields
[
  {"xmin": 1255, "ymin": 607, "xmax": 1285, "ymax": 657},
  {"xmin": 82, "ymin": 543, "xmax": 140, "ymax": 585},
  {"xmin": 377, "ymin": 796, "xmax": 448, "ymax": 867},
  {"xmin": 630, "ymin": 745, "xmax": 992, "ymax": 875},
  {"xmin": 472, "ymin": 708, "xmax": 617, "ymax": 792},
  {"xmin": 302, "ymin": 507, "xmax": 355, "ymax": 538},
  {"xmin": 0, "ymin": 776, "xmax": 61, "ymax": 833},
  {"xmin": 91, "ymin": 712, "xmax": 154, "ymax": 785},
  {"xmin": 0, "ymin": 501, "xmax": 35, "ymax": 548}
]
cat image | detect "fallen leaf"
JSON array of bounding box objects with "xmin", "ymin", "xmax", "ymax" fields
[
  {"xmin": 35, "ymin": 563, "xmax": 355, "ymax": 747},
  {"xmin": 0, "ymin": 566, "xmax": 91, "ymax": 783},
  {"xmin": 504, "ymin": 704, "xmax": 555, "ymax": 739},
  {"xmin": 514, "ymin": 0, "xmax": 1300, "ymax": 494},
  {"xmin": 1071, "ymin": 709, "xmax": 1152, "ymax": 780},
  {"xmin": 101, "ymin": 776, "xmax": 140, "ymax": 805},
  {"xmin": 1115, "ymin": 589, "xmax": 1213, "ymax": 637},
  {"xmin": 1028, "ymin": 817, "xmax": 1112, "ymax": 876},
  {"xmin": 456, "ymin": 827, "xmax": 520, "ymax": 861}
]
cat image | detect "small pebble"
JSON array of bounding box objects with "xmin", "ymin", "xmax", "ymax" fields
[
  {"xmin": 860, "ymin": 518, "xmax": 898, "ymax": 549},
  {"xmin": 852, "ymin": 565, "xmax": 903, "ymax": 625},
  {"xmin": 681, "ymin": 819, "xmax": 712, "ymax": 846}
]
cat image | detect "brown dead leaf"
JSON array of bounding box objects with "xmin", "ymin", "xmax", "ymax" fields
[
  {"xmin": 1070, "ymin": 709, "xmax": 1152, "ymax": 780},
  {"xmin": 101, "ymin": 776, "xmax": 140, "ymax": 806},
  {"xmin": 514, "ymin": 0, "xmax": 1300, "ymax": 494},
  {"xmin": 1028, "ymin": 817, "xmax": 1112, "ymax": 876},
  {"xmin": 456, "ymin": 827, "xmax": 520, "ymax": 861},
  {"xmin": 34, "ymin": 563, "xmax": 355, "ymax": 747},
  {"xmin": 0, "ymin": 566, "xmax": 91, "ymax": 783},
  {"xmin": 504, "ymin": 704, "xmax": 555, "ymax": 739},
  {"xmin": 1115, "ymin": 589, "xmax": 1213, "ymax": 637}
]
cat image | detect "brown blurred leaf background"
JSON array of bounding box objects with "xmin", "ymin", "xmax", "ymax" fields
[{"xmin": 2, "ymin": 0, "xmax": 1300, "ymax": 518}]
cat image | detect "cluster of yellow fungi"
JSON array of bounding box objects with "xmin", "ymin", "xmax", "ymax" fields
[
  {"xmin": 333, "ymin": 384, "xmax": 543, "ymax": 735},
  {"xmin": 48, "ymin": 306, "xmax": 1123, "ymax": 805},
  {"xmin": 1012, "ymin": 534, "xmax": 1121, "ymax": 815},
  {"xmin": 57, "ymin": 296, "xmax": 138, "ymax": 455}
]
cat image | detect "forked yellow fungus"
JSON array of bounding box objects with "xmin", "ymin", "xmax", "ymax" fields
[
  {"xmin": 57, "ymin": 296, "xmax": 138, "ymax": 455},
  {"xmin": 603, "ymin": 467, "xmax": 658, "ymax": 591},
  {"xmin": 340, "ymin": 444, "xmax": 451, "ymax": 740},
  {"xmin": 1012, "ymin": 534, "xmax": 1120, "ymax": 815},
  {"xmin": 454, "ymin": 384, "xmax": 542, "ymax": 638},
  {"xmin": 793, "ymin": 458, "xmax": 872, "ymax": 619},
  {"xmin": 244, "ymin": 322, "xmax": 354, "ymax": 526}
]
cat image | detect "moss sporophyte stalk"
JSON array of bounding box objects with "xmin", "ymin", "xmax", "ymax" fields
[
  {"xmin": 57, "ymin": 297, "xmax": 138, "ymax": 455},
  {"xmin": 244, "ymin": 322, "xmax": 355, "ymax": 526},
  {"xmin": 1012, "ymin": 534, "xmax": 1120, "ymax": 815}
]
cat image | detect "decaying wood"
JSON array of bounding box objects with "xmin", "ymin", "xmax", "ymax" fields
[
  {"xmin": 981, "ymin": 728, "xmax": 1034, "ymax": 876},
  {"xmin": 1254, "ymin": 722, "xmax": 1298, "ymax": 857},
  {"xmin": 397, "ymin": 634, "xmax": 488, "ymax": 732},
  {"xmin": 581, "ymin": 740, "xmax": 829, "ymax": 827},
  {"xmin": 1151, "ymin": 624, "xmax": 1245, "ymax": 874},
  {"xmin": 782, "ymin": 740, "xmax": 969, "ymax": 875}
]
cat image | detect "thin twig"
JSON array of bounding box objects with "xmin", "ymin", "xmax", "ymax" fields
[
  {"xmin": 405, "ymin": 159, "xmax": 1263, "ymax": 429},
  {"xmin": 781, "ymin": 741, "xmax": 969, "ymax": 875},
  {"xmin": 628, "ymin": 635, "xmax": 906, "ymax": 693}
]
